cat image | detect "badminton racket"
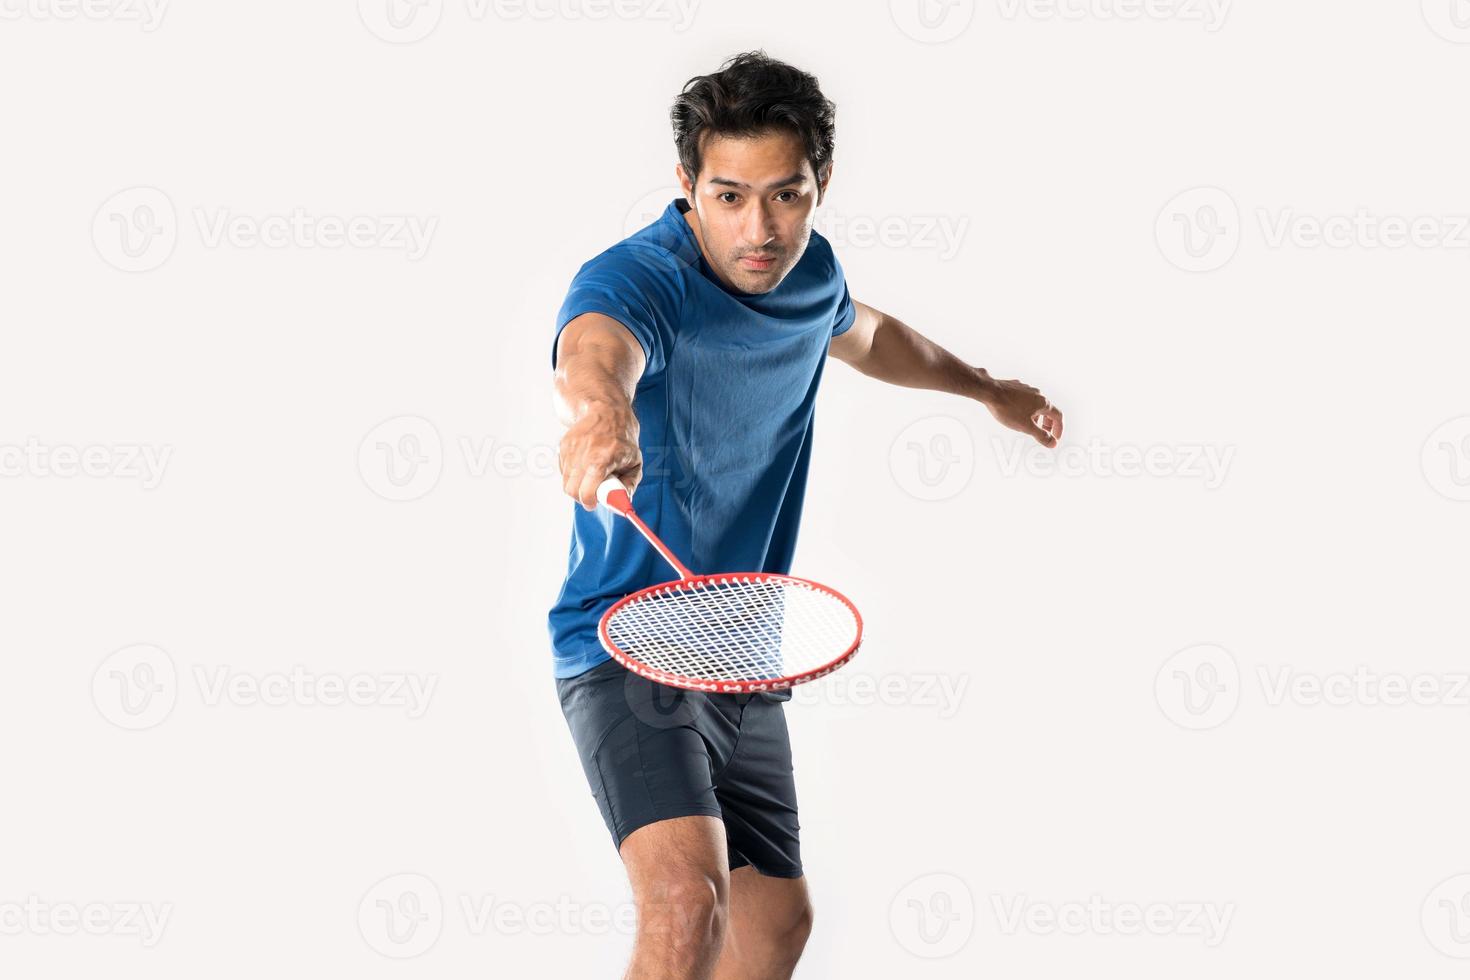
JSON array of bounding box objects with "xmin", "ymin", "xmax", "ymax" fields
[{"xmin": 595, "ymin": 477, "xmax": 862, "ymax": 694}]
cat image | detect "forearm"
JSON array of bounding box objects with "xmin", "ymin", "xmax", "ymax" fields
[
  {"xmin": 834, "ymin": 300, "xmax": 1063, "ymax": 446},
  {"xmin": 843, "ymin": 309, "xmax": 996, "ymax": 404},
  {"xmin": 554, "ymin": 317, "xmax": 643, "ymax": 426},
  {"xmin": 554, "ymin": 313, "xmax": 646, "ymax": 506}
]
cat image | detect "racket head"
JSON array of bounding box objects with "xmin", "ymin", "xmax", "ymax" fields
[{"xmin": 598, "ymin": 572, "xmax": 863, "ymax": 694}]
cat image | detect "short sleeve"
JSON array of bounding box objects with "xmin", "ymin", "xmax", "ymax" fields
[
  {"xmin": 553, "ymin": 245, "xmax": 684, "ymax": 376},
  {"xmin": 831, "ymin": 259, "xmax": 856, "ymax": 337}
]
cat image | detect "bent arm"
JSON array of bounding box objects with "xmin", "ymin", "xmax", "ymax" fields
[
  {"xmin": 554, "ymin": 313, "xmax": 646, "ymax": 509},
  {"xmin": 830, "ymin": 300, "xmax": 988, "ymax": 398},
  {"xmin": 830, "ymin": 300, "xmax": 1064, "ymax": 447}
]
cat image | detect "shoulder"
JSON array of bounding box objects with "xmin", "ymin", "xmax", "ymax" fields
[
  {"xmin": 571, "ymin": 215, "xmax": 699, "ymax": 302},
  {"xmin": 802, "ymin": 226, "xmax": 843, "ymax": 280}
]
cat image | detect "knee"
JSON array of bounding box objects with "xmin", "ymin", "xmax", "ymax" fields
[
  {"xmin": 772, "ymin": 898, "xmax": 814, "ymax": 965},
  {"xmin": 637, "ymin": 873, "xmax": 730, "ymax": 954}
]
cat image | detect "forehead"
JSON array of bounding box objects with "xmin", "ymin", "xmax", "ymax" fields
[{"xmin": 696, "ymin": 128, "xmax": 812, "ymax": 184}]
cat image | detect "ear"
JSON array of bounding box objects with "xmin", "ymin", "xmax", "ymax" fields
[
  {"xmin": 675, "ymin": 163, "xmax": 695, "ymax": 202},
  {"xmin": 816, "ymin": 159, "xmax": 833, "ymax": 206}
]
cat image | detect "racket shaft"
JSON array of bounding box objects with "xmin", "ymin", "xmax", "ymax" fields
[{"xmin": 596, "ymin": 477, "xmax": 697, "ymax": 580}]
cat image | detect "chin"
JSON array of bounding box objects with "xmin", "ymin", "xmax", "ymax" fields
[{"xmin": 734, "ymin": 268, "xmax": 788, "ymax": 294}]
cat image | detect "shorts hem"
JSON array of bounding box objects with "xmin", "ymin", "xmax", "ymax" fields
[
  {"xmin": 743, "ymin": 863, "xmax": 805, "ymax": 879},
  {"xmin": 613, "ymin": 805, "xmax": 726, "ymax": 851}
]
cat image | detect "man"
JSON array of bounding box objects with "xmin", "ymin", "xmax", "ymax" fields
[{"xmin": 551, "ymin": 51, "xmax": 1062, "ymax": 979}]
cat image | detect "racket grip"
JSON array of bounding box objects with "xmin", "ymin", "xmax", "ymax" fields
[{"xmin": 596, "ymin": 476, "xmax": 633, "ymax": 514}]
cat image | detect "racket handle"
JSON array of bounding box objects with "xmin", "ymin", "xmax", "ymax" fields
[
  {"xmin": 596, "ymin": 476, "xmax": 633, "ymax": 514},
  {"xmin": 595, "ymin": 475, "xmax": 698, "ymax": 580}
]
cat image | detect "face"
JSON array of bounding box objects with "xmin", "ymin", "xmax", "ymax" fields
[{"xmin": 676, "ymin": 128, "xmax": 829, "ymax": 295}]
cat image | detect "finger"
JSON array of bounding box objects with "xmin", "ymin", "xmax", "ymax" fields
[
  {"xmin": 576, "ymin": 466, "xmax": 605, "ymax": 511},
  {"xmin": 561, "ymin": 458, "xmax": 580, "ymax": 500},
  {"xmin": 1031, "ymin": 410, "xmax": 1061, "ymax": 447},
  {"xmin": 621, "ymin": 459, "xmax": 643, "ymax": 498}
]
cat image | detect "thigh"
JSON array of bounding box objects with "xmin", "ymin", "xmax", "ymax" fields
[
  {"xmin": 712, "ymin": 695, "xmax": 803, "ymax": 878},
  {"xmin": 620, "ymin": 813, "xmax": 731, "ymax": 898},
  {"xmin": 557, "ymin": 658, "xmax": 741, "ymax": 849}
]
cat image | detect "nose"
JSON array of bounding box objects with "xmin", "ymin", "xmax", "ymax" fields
[{"xmin": 742, "ymin": 199, "xmax": 777, "ymax": 248}]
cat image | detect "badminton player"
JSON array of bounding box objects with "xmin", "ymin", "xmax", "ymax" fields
[{"xmin": 550, "ymin": 51, "xmax": 1062, "ymax": 979}]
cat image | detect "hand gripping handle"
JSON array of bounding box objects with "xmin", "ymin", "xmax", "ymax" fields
[{"xmin": 596, "ymin": 476, "xmax": 633, "ymax": 514}]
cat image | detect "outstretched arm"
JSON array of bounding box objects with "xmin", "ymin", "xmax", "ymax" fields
[
  {"xmin": 830, "ymin": 300, "xmax": 1063, "ymax": 448},
  {"xmin": 554, "ymin": 313, "xmax": 646, "ymax": 509}
]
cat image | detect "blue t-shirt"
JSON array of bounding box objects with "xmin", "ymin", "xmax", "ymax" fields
[{"xmin": 548, "ymin": 198, "xmax": 856, "ymax": 678}]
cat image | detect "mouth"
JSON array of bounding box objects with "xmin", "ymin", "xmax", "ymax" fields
[{"xmin": 739, "ymin": 254, "xmax": 777, "ymax": 271}]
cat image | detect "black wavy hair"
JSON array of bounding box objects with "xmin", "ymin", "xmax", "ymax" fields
[{"xmin": 670, "ymin": 51, "xmax": 837, "ymax": 201}]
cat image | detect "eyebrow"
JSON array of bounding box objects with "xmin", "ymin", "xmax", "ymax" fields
[{"xmin": 705, "ymin": 173, "xmax": 808, "ymax": 191}]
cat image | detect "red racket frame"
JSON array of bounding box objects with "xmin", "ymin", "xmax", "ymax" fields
[
  {"xmin": 598, "ymin": 572, "xmax": 864, "ymax": 693},
  {"xmin": 593, "ymin": 477, "xmax": 863, "ymax": 693}
]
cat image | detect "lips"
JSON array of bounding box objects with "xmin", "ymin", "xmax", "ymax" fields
[{"xmin": 740, "ymin": 254, "xmax": 777, "ymax": 269}]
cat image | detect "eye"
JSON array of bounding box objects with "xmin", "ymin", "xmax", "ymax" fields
[
  {"xmin": 776, "ymin": 191, "xmax": 799, "ymax": 203},
  {"xmin": 718, "ymin": 192, "xmax": 740, "ymax": 205}
]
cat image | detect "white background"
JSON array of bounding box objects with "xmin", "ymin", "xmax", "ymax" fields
[{"xmin": 3, "ymin": 0, "xmax": 1469, "ymax": 976}]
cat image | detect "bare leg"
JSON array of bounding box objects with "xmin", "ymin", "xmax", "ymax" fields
[
  {"xmin": 712, "ymin": 867, "xmax": 814, "ymax": 980},
  {"xmin": 619, "ymin": 815, "xmax": 730, "ymax": 980}
]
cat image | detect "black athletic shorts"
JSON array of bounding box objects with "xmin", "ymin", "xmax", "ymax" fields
[{"xmin": 555, "ymin": 657, "xmax": 803, "ymax": 878}]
